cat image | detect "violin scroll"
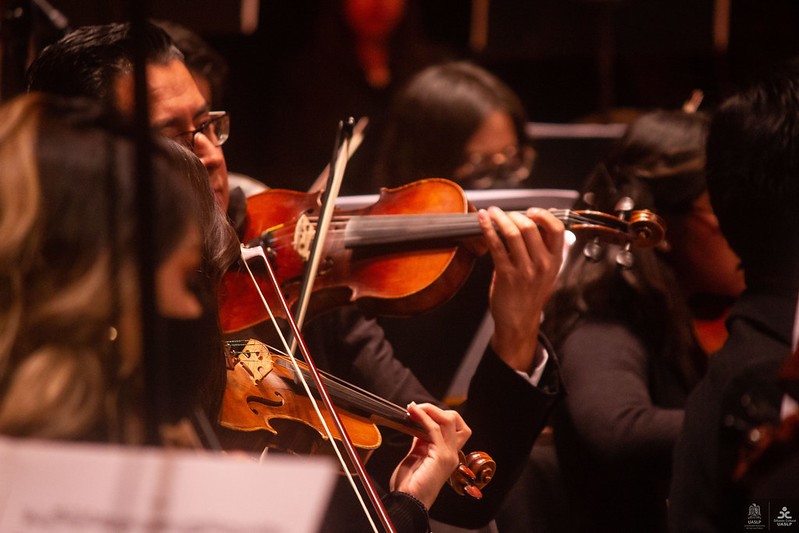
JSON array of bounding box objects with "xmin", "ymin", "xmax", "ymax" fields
[
  {"xmin": 564, "ymin": 209, "xmax": 666, "ymax": 250},
  {"xmin": 448, "ymin": 450, "xmax": 496, "ymax": 500},
  {"xmin": 627, "ymin": 210, "xmax": 667, "ymax": 249}
]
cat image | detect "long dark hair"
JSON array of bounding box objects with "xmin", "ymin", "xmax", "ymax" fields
[
  {"xmin": 375, "ymin": 60, "xmax": 531, "ymax": 188},
  {"xmin": 544, "ymin": 110, "xmax": 710, "ymax": 387}
]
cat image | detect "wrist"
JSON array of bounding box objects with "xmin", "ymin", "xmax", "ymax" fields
[{"xmin": 491, "ymin": 333, "xmax": 538, "ymax": 373}]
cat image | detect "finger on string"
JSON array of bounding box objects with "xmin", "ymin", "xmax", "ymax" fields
[
  {"xmin": 410, "ymin": 403, "xmax": 471, "ymax": 448},
  {"xmin": 505, "ymin": 209, "xmax": 546, "ymax": 266},
  {"xmin": 477, "ymin": 208, "xmax": 509, "ymax": 264},
  {"xmin": 527, "ymin": 207, "xmax": 565, "ymax": 257}
]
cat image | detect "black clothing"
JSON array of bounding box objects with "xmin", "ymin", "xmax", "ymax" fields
[
  {"xmin": 552, "ymin": 319, "xmax": 692, "ymax": 533},
  {"xmin": 669, "ymin": 287, "xmax": 798, "ymax": 533}
]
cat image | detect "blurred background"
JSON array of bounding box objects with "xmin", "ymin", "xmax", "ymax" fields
[{"xmin": 3, "ymin": 0, "xmax": 799, "ymax": 192}]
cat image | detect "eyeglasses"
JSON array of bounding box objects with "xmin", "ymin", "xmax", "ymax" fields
[
  {"xmin": 454, "ymin": 145, "xmax": 535, "ymax": 189},
  {"xmin": 172, "ymin": 111, "xmax": 230, "ymax": 151}
]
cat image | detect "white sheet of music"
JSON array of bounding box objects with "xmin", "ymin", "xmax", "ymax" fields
[{"xmin": 0, "ymin": 436, "xmax": 336, "ymax": 532}]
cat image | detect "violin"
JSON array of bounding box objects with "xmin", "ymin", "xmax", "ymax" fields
[
  {"xmin": 220, "ymin": 338, "xmax": 495, "ymax": 499},
  {"xmin": 219, "ymin": 178, "xmax": 665, "ymax": 333}
]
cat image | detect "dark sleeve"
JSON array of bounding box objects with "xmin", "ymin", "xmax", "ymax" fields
[
  {"xmin": 430, "ymin": 335, "xmax": 563, "ymax": 528},
  {"xmin": 669, "ymin": 348, "xmax": 787, "ymax": 533},
  {"xmin": 322, "ymin": 483, "xmax": 430, "ymax": 532},
  {"xmin": 382, "ymin": 492, "xmax": 431, "ymax": 533},
  {"xmin": 305, "ymin": 306, "xmax": 439, "ymax": 407},
  {"xmin": 558, "ymin": 321, "xmax": 683, "ymax": 462},
  {"xmin": 308, "ymin": 308, "xmax": 563, "ymax": 529},
  {"xmin": 668, "ymin": 371, "xmax": 725, "ymax": 533}
]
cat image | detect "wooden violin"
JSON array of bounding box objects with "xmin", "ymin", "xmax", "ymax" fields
[
  {"xmin": 219, "ymin": 178, "xmax": 666, "ymax": 333},
  {"xmin": 220, "ymin": 338, "xmax": 495, "ymax": 499}
]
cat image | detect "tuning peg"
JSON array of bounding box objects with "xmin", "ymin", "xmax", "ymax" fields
[
  {"xmin": 616, "ymin": 242, "xmax": 634, "ymax": 269},
  {"xmin": 614, "ymin": 196, "xmax": 634, "ymax": 220},
  {"xmin": 583, "ymin": 237, "xmax": 603, "ymax": 262}
]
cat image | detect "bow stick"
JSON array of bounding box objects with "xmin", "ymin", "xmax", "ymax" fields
[
  {"xmin": 289, "ymin": 118, "xmax": 354, "ymax": 352},
  {"xmin": 243, "ymin": 118, "xmax": 397, "ymax": 532}
]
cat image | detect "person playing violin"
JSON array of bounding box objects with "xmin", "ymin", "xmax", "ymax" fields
[
  {"xmin": 27, "ymin": 21, "xmax": 565, "ymax": 531},
  {"xmin": 669, "ymin": 58, "xmax": 799, "ymax": 532},
  {"xmin": 542, "ymin": 110, "xmax": 744, "ymax": 533},
  {"xmin": 0, "ymin": 92, "xmax": 476, "ymax": 532}
]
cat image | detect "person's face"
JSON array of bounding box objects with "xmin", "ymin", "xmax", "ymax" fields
[
  {"xmin": 118, "ymin": 222, "xmax": 203, "ymax": 376},
  {"xmin": 156, "ymin": 222, "xmax": 204, "ymax": 319},
  {"xmin": 453, "ymin": 110, "xmax": 529, "ymax": 189},
  {"xmin": 114, "ymin": 60, "xmax": 230, "ymax": 212},
  {"xmin": 667, "ymin": 192, "xmax": 746, "ymax": 298},
  {"xmin": 344, "ymin": 0, "xmax": 406, "ymax": 41}
]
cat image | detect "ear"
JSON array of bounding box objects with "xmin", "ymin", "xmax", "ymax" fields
[{"xmin": 656, "ymin": 239, "xmax": 671, "ymax": 253}]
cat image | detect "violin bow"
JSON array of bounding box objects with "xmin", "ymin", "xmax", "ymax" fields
[
  {"xmin": 240, "ymin": 244, "xmax": 396, "ymax": 533},
  {"xmin": 289, "ymin": 118, "xmax": 355, "ymax": 352},
  {"xmin": 241, "ymin": 118, "xmax": 397, "ymax": 533},
  {"xmin": 307, "ymin": 116, "xmax": 368, "ymax": 194}
]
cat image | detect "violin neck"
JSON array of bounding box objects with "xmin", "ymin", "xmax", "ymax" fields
[
  {"xmin": 274, "ymin": 357, "xmax": 427, "ymax": 439},
  {"xmin": 343, "ymin": 210, "xmax": 576, "ymax": 248},
  {"xmin": 344, "ymin": 213, "xmax": 484, "ymax": 248}
]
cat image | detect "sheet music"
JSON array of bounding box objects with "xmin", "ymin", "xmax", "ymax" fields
[{"xmin": 0, "ymin": 437, "xmax": 336, "ymax": 533}]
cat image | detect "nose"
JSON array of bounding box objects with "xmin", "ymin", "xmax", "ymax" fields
[{"xmin": 193, "ymin": 134, "xmax": 230, "ymax": 211}]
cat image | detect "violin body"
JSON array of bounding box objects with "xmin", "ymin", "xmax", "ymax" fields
[
  {"xmin": 220, "ymin": 339, "xmax": 496, "ymax": 496},
  {"xmin": 220, "ymin": 179, "xmax": 482, "ymax": 333},
  {"xmin": 220, "ymin": 339, "xmax": 382, "ymax": 460},
  {"xmin": 219, "ymin": 178, "xmax": 665, "ymax": 334}
]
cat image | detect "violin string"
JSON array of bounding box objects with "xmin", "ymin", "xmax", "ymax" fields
[
  {"xmin": 271, "ymin": 357, "xmax": 416, "ymax": 429},
  {"xmin": 257, "ymin": 209, "xmax": 634, "ymax": 253},
  {"xmin": 262, "ymin": 343, "xmax": 414, "ymax": 425},
  {"xmin": 239, "ymin": 246, "xmax": 380, "ymax": 533}
]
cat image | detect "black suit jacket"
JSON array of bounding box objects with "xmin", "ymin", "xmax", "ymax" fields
[{"xmin": 669, "ymin": 287, "xmax": 798, "ymax": 533}]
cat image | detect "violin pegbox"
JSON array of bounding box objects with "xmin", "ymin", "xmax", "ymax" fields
[
  {"xmin": 613, "ymin": 197, "xmax": 635, "ymax": 268},
  {"xmin": 565, "ymin": 199, "xmax": 666, "ymax": 268}
]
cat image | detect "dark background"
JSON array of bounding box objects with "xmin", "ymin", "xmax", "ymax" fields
[
  {"xmin": 2, "ymin": 0, "xmax": 799, "ymax": 398},
  {"xmin": 4, "ymin": 0, "xmax": 799, "ymax": 191}
]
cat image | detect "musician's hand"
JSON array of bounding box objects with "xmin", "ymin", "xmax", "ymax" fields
[
  {"xmin": 389, "ymin": 402, "xmax": 472, "ymax": 509},
  {"xmin": 478, "ymin": 207, "xmax": 564, "ymax": 374}
]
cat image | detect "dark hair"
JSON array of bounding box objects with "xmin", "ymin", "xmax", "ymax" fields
[
  {"xmin": 587, "ymin": 110, "xmax": 709, "ymax": 214},
  {"xmin": 27, "ymin": 21, "xmax": 182, "ymax": 105},
  {"xmin": 34, "ymin": 96, "xmax": 193, "ymax": 271},
  {"xmin": 375, "ymin": 61, "xmax": 530, "ymax": 188},
  {"xmin": 155, "ymin": 20, "xmax": 228, "ymax": 108},
  {"xmin": 0, "ymin": 93, "xmax": 196, "ymax": 439},
  {"xmin": 544, "ymin": 110, "xmax": 710, "ymax": 386},
  {"xmin": 706, "ymin": 58, "xmax": 799, "ymax": 284},
  {"xmin": 162, "ymin": 141, "xmax": 239, "ymax": 283}
]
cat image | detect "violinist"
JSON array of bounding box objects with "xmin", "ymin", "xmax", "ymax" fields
[
  {"xmin": 542, "ymin": 110, "xmax": 744, "ymax": 533},
  {"xmin": 0, "ymin": 89, "xmax": 478, "ymax": 532},
  {"xmin": 374, "ymin": 60, "xmax": 535, "ymax": 192},
  {"xmin": 669, "ymin": 58, "xmax": 799, "ymax": 532},
  {"xmin": 28, "ymin": 21, "xmax": 565, "ymax": 531}
]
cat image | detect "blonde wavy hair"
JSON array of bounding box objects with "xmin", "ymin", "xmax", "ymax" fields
[{"xmin": 0, "ymin": 93, "xmax": 195, "ymax": 441}]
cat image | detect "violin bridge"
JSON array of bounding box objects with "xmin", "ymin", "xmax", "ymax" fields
[
  {"xmin": 293, "ymin": 213, "xmax": 315, "ymax": 261},
  {"xmin": 237, "ymin": 340, "xmax": 274, "ymax": 384}
]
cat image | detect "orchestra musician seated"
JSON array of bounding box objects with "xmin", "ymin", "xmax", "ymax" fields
[
  {"xmin": 27, "ymin": 21, "xmax": 566, "ymax": 530},
  {"xmin": 0, "ymin": 92, "xmax": 487, "ymax": 533}
]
